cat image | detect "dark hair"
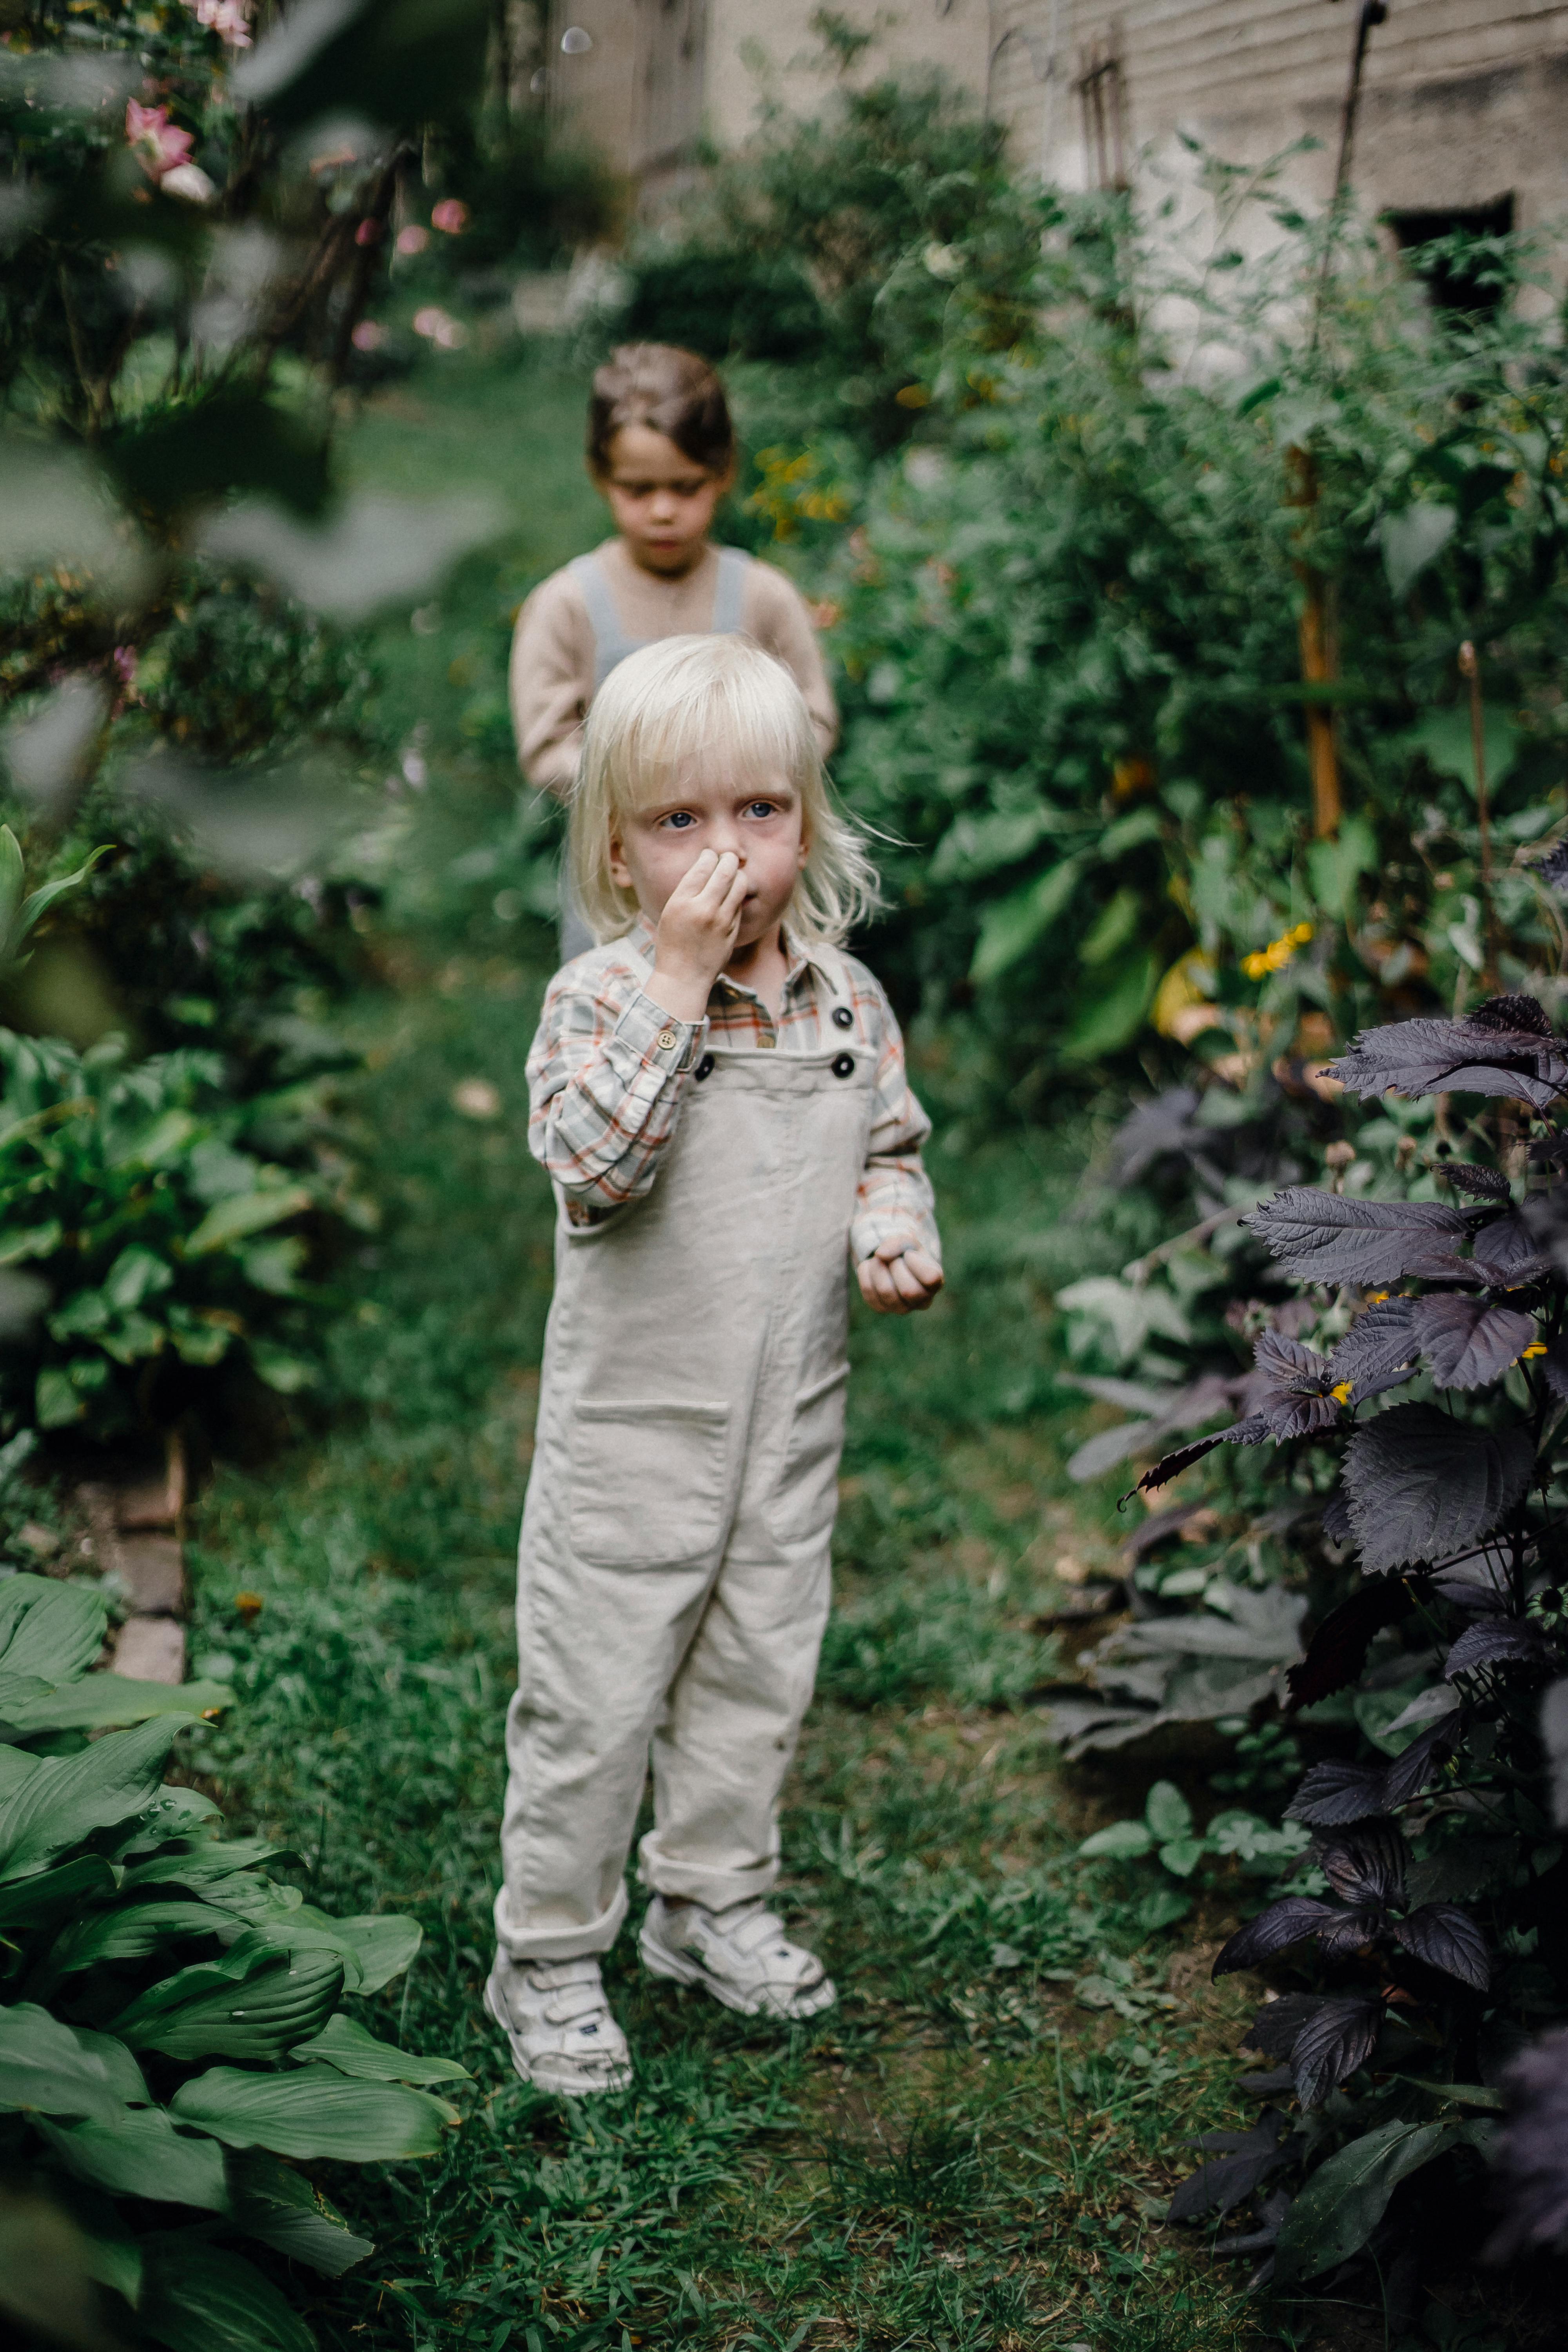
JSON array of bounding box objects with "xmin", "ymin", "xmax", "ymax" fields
[{"xmin": 586, "ymin": 343, "xmax": 734, "ymax": 477}]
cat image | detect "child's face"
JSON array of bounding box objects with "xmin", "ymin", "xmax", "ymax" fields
[
  {"xmin": 609, "ymin": 768, "xmax": 808, "ymax": 951},
  {"xmin": 596, "ymin": 425, "xmax": 732, "ymax": 577}
]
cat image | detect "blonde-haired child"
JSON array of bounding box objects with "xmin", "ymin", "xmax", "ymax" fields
[{"xmin": 487, "ymin": 634, "xmax": 942, "ymax": 2095}]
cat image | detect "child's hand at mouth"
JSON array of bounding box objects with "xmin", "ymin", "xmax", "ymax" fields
[{"xmin": 646, "ymin": 849, "xmax": 750, "ymax": 1024}]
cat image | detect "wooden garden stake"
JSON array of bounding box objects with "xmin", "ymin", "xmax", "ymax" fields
[
  {"xmin": 1459, "ymin": 638, "xmax": 1499, "ymax": 987},
  {"xmin": 1286, "ymin": 446, "xmax": 1342, "ymax": 839}
]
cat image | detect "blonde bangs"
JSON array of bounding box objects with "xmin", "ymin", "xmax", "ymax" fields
[{"xmin": 567, "ymin": 633, "xmax": 880, "ymax": 949}]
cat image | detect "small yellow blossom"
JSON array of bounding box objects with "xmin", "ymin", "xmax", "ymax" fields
[
  {"xmin": 1523, "ymin": 1342, "xmax": 1547, "ymax": 1359},
  {"xmin": 1242, "ymin": 921, "xmax": 1315, "ymax": 981},
  {"xmin": 1331, "ymin": 1381, "xmax": 1354, "ymax": 1404}
]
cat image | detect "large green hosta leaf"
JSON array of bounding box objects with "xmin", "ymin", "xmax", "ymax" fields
[
  {"xmin": 0, "ymin": 1575, "xmax": 106, "ymax": 1696},
  {"xmin": 139, "ymin": 2239, "xmax": 315, "ymax": 2352},
  {"xmin": 112, "ymin": 1944, "xmax": 342, "ymax": 2062},
  {"xmin": 38, "ymin": 2106, "xmax": 228, "ymax": 2210},
  {"xmin": 0, "ymin": 2004, "xmax": 122, "ymax": 2120},
  {"xmin": 171, "ymin": 2063, "xmax": 459, "ymax": 2159},
  {"xmin": 3, "ymin": 1672, "xmax": 234, "ymax": 1737},
  {"xmin": 289, "ymin": 2011, "xmax": 470, "ymax": 2085},
  {"xmin": 39, "ymin": 1898, "xmax": 236, "ymax": 1988},
  {"xmin": 0, "ymin": 1716, "xmax": 190, "ymax": 1879},
  {"xmin": 122, "ymin": 1838, "xmax": 286, "ymax": 1893},
  {"xmin": 206, "ymin": 1881, "xmax": 420, "ymax": 1993},
  {"xmin": 228, "ymin": 2150, "xmax": 374, "ymax": 2276},
  {"xmin": 0, "ymin": 1852, "xmax": 117, "ymax": 1934}
]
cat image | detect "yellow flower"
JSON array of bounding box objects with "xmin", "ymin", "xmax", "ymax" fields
[
  {"xmin": 1331, "ymin": 1381, "xmax": 1354, "ymax": 1405},
  {"xmin": 1523, "ymin": 1341, "xmax": 1547, "ymax": 1359}
]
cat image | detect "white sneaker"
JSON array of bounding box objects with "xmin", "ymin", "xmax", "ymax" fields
[
  {"xmin": 484, "ymin": 1955, "xmax": 632, "ymax": 2096},
  {"xmin": 639, "ymin": 1896, "xmax": 836, "ymax": 2020}
]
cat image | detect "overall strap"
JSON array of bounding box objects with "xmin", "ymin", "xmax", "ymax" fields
[
  {"xmin": 569, "ymin": 552, "xmax": 639, "ymax": 690},
  {"xmin": 710, "ymin": 546, "xmax": 751, "ymax": 636}
]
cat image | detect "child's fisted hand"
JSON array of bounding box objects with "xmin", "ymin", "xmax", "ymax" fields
[
  {"xmin": 647, "ymin": 850, "xmax": 750, "ymax": 1021},
  {"xmin": 857, "ymin": 1240, "xmax": 944, "ymax": 1316}
]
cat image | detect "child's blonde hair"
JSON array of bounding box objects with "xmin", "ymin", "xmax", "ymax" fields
[{"xmin": 568, "ymin": 633, "xmax": 880, "ymax": 947}]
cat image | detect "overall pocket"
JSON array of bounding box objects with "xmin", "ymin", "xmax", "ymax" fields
[
  {"xmin": 766, "ymin": 1363, "xmax": 850, "ymax": 1546},
  {"xmin": 569, "ymin": 1398, "xmax": 730, "ymax": 1567}
]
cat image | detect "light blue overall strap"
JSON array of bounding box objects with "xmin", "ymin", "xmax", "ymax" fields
[
  {"xmin": 711, "ymin": 546, "xmax": 751, "ymax": 635},
  {"xmin": 569, "ymin": 552, "xmax": 644, "ymax": 691}
]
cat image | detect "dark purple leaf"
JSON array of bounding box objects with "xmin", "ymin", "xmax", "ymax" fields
[
  {"xmin": 1125, "ymin": 1415, "xmax": 1270, "ymax": 1500},
  {"xmin": 1445, "ymin": 1619, "xmax": 1557, "ymax": 1680},
  {"xmin": 1342, "ymin": 1404, "xmax": 1534, "ymax": 1574},
  {"xmin": 1287, "ymin": 1761, "xmax": 1388, "ymax": 1828},
  {"xmin": 1284, "ymin": 1573, "xmax": 1417, "ymax": 1713},
  {"xmin": 1250, "ymin": 1331, "xmax": 1341, "ymax": 1439},
  {"xmin": 1327, "ymin": 998, "xmax": 1568, "ymax": 1111},
  {"xmin": 1534, "ymin": 843, "xmax": 1568, "ymax": 896},
  {"xmin": 1213, "ymin": 2185, "xmax": 1292, "ymax": 2259},
  {"xmin": 1239, "ymin": 2067, "xmax": 1296, "ymax": 2097},
  {"xmin": 1167, "ymin": 2110, "xmax": 1291, "ymax": 2222},
  {"xmin": 1486, "ymin": 2027, "xmax": 1568, "ymax": 2258},
  {"xmin": 1521, "ymin": 1187, "xmax": 1568, "ymax": 1276},
  {"xmin": 1247, "ymin": 1189, "xmax": 1471, "ymax": 1287},
  {"xmin": 1381, "ymin": 1713, "xmax": 1463, "ymax": 1809},
  {"xmin": 1469, "ymin": 1210, "xmax": 1551, "ymax": 1285},
  {"xmin": 1318, "ymin": 1818, "xmax": 1407, "ymax": 1906},
  {"xmin": 1394, "ymin": 1903, "xmax": 1490, "ymax": 1990},
  {"xmin": 1444, "ymin": 1164, "xmax": 1511, "ymax": 1201},
  {"xmin": 1290, "ymin": 1995, "xmax": 1383, "ymax": 2109},
  {"xmin": 1407, "ymin": 1294, "xmax": 1538, "ymax": 1390},
  {"xmin": 1541, "ymin": 1341, "xmax": 1568, "ymax": 1404},
  {"xmin": 1325, "ymin": 1297, "xmax": 1418, "ymax": 1405},
  {"xmin": 1243, "ymin": 1993, "xmax": 1329, "ymax": 2060},
  {"xmin": 1320, "ymin": 1488, "xmax": 1353, "ymax": 1544},
  {"xmin": 1212, "ymin": 1899, "xmax": 1339, "ymax": 1978},
  {"xmin": 1111, "ymin": 1088, "xmax": 1201, "ymax": 1185},
  {"xmin": 1316, "ymin": 1906, "xmax": 1385, "ymax": 1958}
]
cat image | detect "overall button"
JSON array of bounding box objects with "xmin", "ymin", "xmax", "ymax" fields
[
  {"xmin": 831, "ymin": 1004, "xmax": 854, "ymax": 1030},
  {"xmin": 657, "ymin": 1029, "xmax": 678, "ymax": 1051},
  {"xmin": 694, "ymin": 1053, "xmax": 715, "ymax": 1081},
  {"xmin": 831, "ymin": 1052, "xmax": 855, "ymax": 1078},
  {"xmin": 757, "ymin": 1034, "xmax": 776, "ymax": 1049}
]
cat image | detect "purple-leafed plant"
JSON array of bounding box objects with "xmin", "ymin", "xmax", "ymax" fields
[{"xmin": 1139, "ymin": 995, "xmax": 1568, "ymax": 2303}]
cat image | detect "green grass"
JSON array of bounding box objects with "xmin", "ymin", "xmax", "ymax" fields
[{"xmin": 183, "ymin": 332, "xmax": 1269, "ymax": 2352}]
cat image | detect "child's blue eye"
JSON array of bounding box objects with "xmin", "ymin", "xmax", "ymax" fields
[
  {"xmin": 745, "ymin": 801, "xmax": 780, "ymax": 819},
  {"xmin": 663, "ymin": 811, "xmax": 697, "ymax": 830}
]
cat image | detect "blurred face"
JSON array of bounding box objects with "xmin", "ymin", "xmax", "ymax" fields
[
  {"xmin": 596, "ymin": 423, "xmax": 732, "ymax": 577},
  {"xmin": 609, "ymin": 768, "xmax": 809, "ymax": 949}
]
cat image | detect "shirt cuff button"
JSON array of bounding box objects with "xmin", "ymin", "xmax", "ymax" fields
[{"xmin": 657, "ymin": 1028, "xmax": 678, "ymax": 1051}]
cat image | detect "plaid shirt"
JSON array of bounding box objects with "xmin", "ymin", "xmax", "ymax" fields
[{"xmin": 527, "ymin": 918, "xmax": 940, "ymax": 1264}]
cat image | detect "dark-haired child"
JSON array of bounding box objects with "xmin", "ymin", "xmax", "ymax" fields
[{"xmin": 509, "ymin": 346, "xmax": 838, "ymax": 952}]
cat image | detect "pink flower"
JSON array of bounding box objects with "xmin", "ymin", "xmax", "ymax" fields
[
  {"xmin": 111, "ymin": 646, "xmax": 138, "ymax": 689},
  {"xmin": 125, "ymin": 100, "xmax": 194, "ymax": 183},
  {"xmin": 430, "ymin": 198, "xmax": 468, "ymax": 235},
  {"xmin": 395, "ymin": 224, "xmax": 429, "ymax": 256},
  {"xmin": 186, "ymin": 0, "xmax": 252, "ymax": 46},
  {"xmin": 354, "ymin": 216, "xmax": 383, "ymax": 247},
  {"xmin": 412, "ymin": 305, "xmax": 466, "ymax": 350},
  {"xmin": 351, "ymin": 320, "xmax": 387, "ymax": 352}
]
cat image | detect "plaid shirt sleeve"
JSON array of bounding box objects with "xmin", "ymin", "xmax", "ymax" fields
[
  {"xmin": 526, "ymin": 954, "xmax": 705, "ymax": 1219},
  {"xmin": 851, "ymin": 973, "xmax": 941, "ymax": 1268}
]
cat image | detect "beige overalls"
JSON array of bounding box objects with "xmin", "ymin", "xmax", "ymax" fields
[{"xmin": 494, "ymin": 948, "xmax": 876, "ymax": 1963}]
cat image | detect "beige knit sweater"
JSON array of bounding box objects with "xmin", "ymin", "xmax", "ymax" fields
[{"xmin": 508, "ymin": 537, "xmax": 839, "ymax": 798}]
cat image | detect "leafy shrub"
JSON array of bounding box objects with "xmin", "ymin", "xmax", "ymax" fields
[
  {"xmin": 0, "ymin": 1571, "xmax": 465, "ymax": 2348},
  {"xmin": 617, "ymin": 75, "xmax": 1045, "ymax": 454},
  {"xmin": 0, "ymin": 1029, "xmax": 355, "ymax": 1440},
  {"xmin": 1132, "ymin": 996, "xmax": 1568, "ymax": 2296},
  {"xmin": 617, "ymin": 247, "xmax": 827, "ymax": 364}
]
